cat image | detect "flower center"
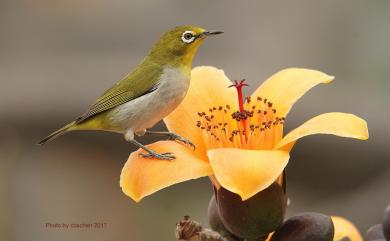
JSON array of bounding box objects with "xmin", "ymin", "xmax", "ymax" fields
[{"xmin": 195, "ymin": 79, "xmax": 285, "ymax": 150}]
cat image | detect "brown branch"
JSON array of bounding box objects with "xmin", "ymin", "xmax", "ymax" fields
[{"xmin": 175, "ymin": 216, "xmax": 229, "ymax": 241}]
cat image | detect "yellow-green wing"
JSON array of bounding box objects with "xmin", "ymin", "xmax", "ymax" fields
[{"xmin": 75, "ymin": 63, "xmax": 162, "ymax": 123}]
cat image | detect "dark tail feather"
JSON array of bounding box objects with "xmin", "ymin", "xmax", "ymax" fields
[{"xmin": 37, "ymin": 122, "xmax": 75, "ymax": 145}]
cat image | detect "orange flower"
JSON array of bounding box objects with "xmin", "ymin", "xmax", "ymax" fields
[{"xmin": 120, "ymin": 66, "xmax": 368, "ymax": 202}]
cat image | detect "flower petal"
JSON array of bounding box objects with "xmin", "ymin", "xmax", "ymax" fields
[
  {"xmin": 164, "ymin": 66, "xmax": 238, "ymax": 158},
  {"xmin": 275, "ymin": 112, "xmax": 369, "ymax": 150},
  {"xmin": 251, "ymin": 68, "xmax": 334, "ymax": 117},
  {"xmin": 120, "ymin": 141, "xmax": 212, "ymax": 202},
  {"xmin": 332, "ymin": 216, "xmax": 363, "ymax": 241},
  {"xmin": 207, "ymin": 148, "xmax": 289, "ymax": 201}
]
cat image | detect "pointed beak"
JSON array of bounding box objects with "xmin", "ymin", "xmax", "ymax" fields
[{"xmin": 199, "ymin": 31, "xmax": 224, "ymax": 39}]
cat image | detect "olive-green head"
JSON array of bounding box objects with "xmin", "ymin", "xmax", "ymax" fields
[{"xmin": 148, "ymin": 25, "xmax": 223, "ymax": 67}]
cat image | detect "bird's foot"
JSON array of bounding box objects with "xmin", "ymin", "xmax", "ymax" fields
[
  {"xmin": 139, "ymin": 152, "xmax": 176, "ymax": 161},
  {"xmin": 168, "ymin": 133, "xmax": 196, "ymax": 150}
]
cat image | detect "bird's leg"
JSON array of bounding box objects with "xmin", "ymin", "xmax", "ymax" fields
[
  {"xmin": 144, "ymin": 130, "xmax": 196, "ymax": 150},
  {"xmin": 130, "ymin": 139, "xmax": 175, "ymax": 161}
]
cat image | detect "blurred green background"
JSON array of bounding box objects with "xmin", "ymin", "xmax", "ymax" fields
[{"xmin": 1, "ymin": 0, "xmax": 389, "ymax": 240}]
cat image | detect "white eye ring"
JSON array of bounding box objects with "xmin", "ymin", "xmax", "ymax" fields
[{"xmin": 181, "ymin": 31, "xmax": 196, "ymax": 44}]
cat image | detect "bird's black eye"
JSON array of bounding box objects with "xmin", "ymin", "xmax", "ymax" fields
[
  {"xmin": 184, "ymin": 32, "xmax": 193, "ymax": 40},
  {"xmin": 181, "ymin": 31, "xmax": 196, "ymax": 43}
]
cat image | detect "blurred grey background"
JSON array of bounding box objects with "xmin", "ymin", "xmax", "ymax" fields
[{"xmin": 1, "ymin": 0, "xmax": 389, "ymax": 240}]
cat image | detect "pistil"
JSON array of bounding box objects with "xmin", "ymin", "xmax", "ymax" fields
[{"xmin": 229, "ymin": 79, "xmax": 249, "ymax": 142}]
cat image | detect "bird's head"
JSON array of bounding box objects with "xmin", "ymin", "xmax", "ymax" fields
[{"xmin": 149, "ymin": 25, "xmax": 223, "ymax": 68}]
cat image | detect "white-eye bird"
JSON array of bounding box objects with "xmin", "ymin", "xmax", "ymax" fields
[{"xmin": 38, "ymin": 25, "xmax": 223, "ymax": 160}]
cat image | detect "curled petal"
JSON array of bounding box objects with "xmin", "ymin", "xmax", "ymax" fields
[
  {"xmin": 332, "ymin": 216, "xmax": 363, "ymax": 241},
  {"xmin": 275, "ymin": 112, "xmax": 369, "ymax": 150},
  {"xmin": 207, "ymin": 148, "xmax": 289, "ymax": 201},
  {"xmin": 164, "ymin": 66, "xmax": 238, "ymax": 157},
  {"xmin": 120, "ymin": 141, "xmax": 212, "ymax": 202},
  {"xmin": 251, "ymin": 68, "xmax": 334, "ymax": 118}
]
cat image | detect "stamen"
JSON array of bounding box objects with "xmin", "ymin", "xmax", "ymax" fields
[{"xmin": 195, "ymin": 80, "xmax": 285, "ymax": 150}]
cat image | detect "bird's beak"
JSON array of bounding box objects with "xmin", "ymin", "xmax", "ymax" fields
[{"xmin": 199, "ymin": 31, "xmax": 224, "ymax": 39}]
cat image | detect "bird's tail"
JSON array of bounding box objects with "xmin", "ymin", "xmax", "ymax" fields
[{"xmin": 38, "ymin": 121, "xmax": 76, "ymax": 145}]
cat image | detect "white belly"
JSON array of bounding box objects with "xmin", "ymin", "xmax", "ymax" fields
[{"xmin": 107, "ymin": 67, "xmax": 190, "ymax": 133}]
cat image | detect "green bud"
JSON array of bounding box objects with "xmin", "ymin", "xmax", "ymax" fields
[{"xmin": 214, "ymin": 181, "xmax": 287, "ymax": 240}]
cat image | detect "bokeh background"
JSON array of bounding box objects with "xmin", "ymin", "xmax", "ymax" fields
[{"xmin": 1, "ymin": 0, "xmax": 389, "ymax": 240}]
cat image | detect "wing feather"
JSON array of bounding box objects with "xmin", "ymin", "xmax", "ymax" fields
[
  {"xmin": 75, "ymin": 85, "xmax": 158, "ymax": 123},
  {"xmin": 75, "ymin": 64, "xmax": 162, "ymax": 124}
]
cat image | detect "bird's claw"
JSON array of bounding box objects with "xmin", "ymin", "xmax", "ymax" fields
[
  {"xmin": 168, "ymin": 133, "xmax": 196, "ymax": 151},
  {"xmin": 139, "ymin": 152, "xmax": 176, "ymax": 161}
]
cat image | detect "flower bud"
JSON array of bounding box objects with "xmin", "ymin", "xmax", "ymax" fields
[
  {"xmin": 214, "ymin": 181, "xmax": 287, "ymax": 240},
  {"xmin": 270, "ymin": 212, "xmax": 334, "ymax": 241}
]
